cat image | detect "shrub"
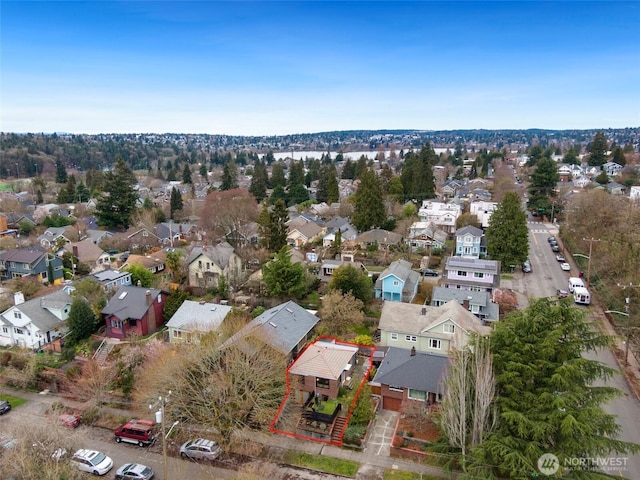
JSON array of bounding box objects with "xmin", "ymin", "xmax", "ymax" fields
[
  {"xmin": 0, "ymin": 351, "xmax": 11, "ymax": 366},
  {"xmin": 343, "ymin": 424, "xmax": 366, "ymax": 446},
  {"xmin": 392, "ymin": 435, "xmax": 404, "ymax": 448},
  {"xmin": 82, "ymin": 406, "xmax": 100, "ymax": 425},
  {"xmin": 50, "ymin": 401, "xmax": 65, "ymax": 413},
  {"xmin": 65, "ymin": 365, "xmax": 82, "ymax": 379},
  {"xmin": 8, "ymin": 353, "xmax": 27, "ymax": 370},
  {"xmin": 407, "ymin": 430, "xmax": 414, "ymax": 437}
]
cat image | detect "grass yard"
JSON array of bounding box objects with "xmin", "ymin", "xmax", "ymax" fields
[
  {"xmin": 0, "ymin": 393, "xmax": 27, "ymax": 408},
  {"xmin": 282, "ymin": 451, "xmax": 359, "ymax": 477},
  {"xmin": 384, "ymin": 469, "xmax": 442, "ymax": 480}
]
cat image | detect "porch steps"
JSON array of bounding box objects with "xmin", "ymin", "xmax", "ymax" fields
[
  {"xmin": 93, "ymin": 339, "xmax": 115, "ymax": 365},
  {"xmin": 331, "ymin": 416, "xmax": 348, "ymax": 443}
]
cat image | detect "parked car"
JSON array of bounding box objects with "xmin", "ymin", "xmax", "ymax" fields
[
  {"xmin": 114, "ymin": 419, "xmax": 156, "ymax": 447},
  {"xmin": 420, "ymin": 268, "xmax": 439, "ymax": 277},
  {"xmin": 556, "ymin": 289, "xmax": 569, "ymax": 298},
  {"xmin": 115, "ymin": 463, "xmax": 154, "ymax": 480},
  {"xmin": 561, "ymin": 263, "xmax": 571, "ymax": 271},
  {"xmin": 180, "ymin": 438, "xmax": 222, "ymax": 461},
  {"xmin": 70, "ymin": 449, "xmax": 113, "ymax": 476},
  {"xmin": 0, "ymin": 400, "xmax": 11, "ymax": 415},
  {"xmin": 523, "ymin": 260, "xmax": 532, "ymax": 273},
  {"xmin": 555, "ymin": 254, "xmax": 565, "ymax": 262},
  {"xmin": 547, "ymin": 236, "xmax": 556, "ymax": 243},
  {"xmin": 59, "ymin": 413, "xmax": 81, "ymax": 428},
  {"xmin": 551, "ymin": 245, "xmax": 560, "ymax": 252}
]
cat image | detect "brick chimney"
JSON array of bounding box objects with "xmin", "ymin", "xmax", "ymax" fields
[
  {"xmin": 411, "ymin": 346, "xmax": 416, "ymax": 356},
  {"xmin": 146, "ymin": 290, "xmax": 152, "ymax": 306},
  {"xmin": 463, "ymin": 296, "xmax": 472, "ymax": 311},
  {"xmin": 421, "ymin": 306, "xmax": 427, "ymax": 315}
]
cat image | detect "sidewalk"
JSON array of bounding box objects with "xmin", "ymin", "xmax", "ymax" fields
[{"xmin": 4, "ymin": 387, "xmax": 451, "ymax": 479}]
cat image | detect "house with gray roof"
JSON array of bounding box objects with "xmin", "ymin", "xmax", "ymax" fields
[
  {"xmin": 407, "ymin": 221, "xmax": 447, "ymax": 251},
  {"xmin": 85, "ymin": 229, "xmax": 113, "ymax": 245},
  {"xmin": 166, "ymin": 300, "xmax": 232, "ymax": 344},
  {"xmin": 38, "ymin": 227, "xmax": 71, "ymax": 249},
  {"xmin": 355, "ymin": 229, "xmax": 402, "ymax": 249},
  {"xmin": 89, "ymin": 269, "xmax": 132, "ymax": 291},
  {"xmin": 0, "ymin": 248, "xmax": 64, "ymax": 285},
  {"xmin": 371, "ymin": 346, "xmax": 449, "ymax": 411},
  {"xmin": 442, "ymin": 256, "xmax": 500, "ymax": 292},
  {"xmin": 455, "ymin": 225, "xmax": 485, "ymax": 258},
  {"xmin": 375, "ymin": 260, "xmax": 419, "ymax": 303},
  {"xmin": 101, "ymin": 286, "xmax": 168, "ymax": 339},
  {"xmin": 430, "ymin": 286, "xmax": 499, "ymax": 322},
  {"xmin": 0, "ymin": 289, "xmax": 71, "ymax": 349},
  {"xmin": 220, "ymin": 301, "xmax": 320, "ymax": 359}
]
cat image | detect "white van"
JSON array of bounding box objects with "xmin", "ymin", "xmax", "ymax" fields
[
  {"xmin": 568, "ymin": 277, "xmax": 585, "ymax": 293},
  {"xmin": 573, "ymin": 286, "xmax": 591, "ymax": 305}
]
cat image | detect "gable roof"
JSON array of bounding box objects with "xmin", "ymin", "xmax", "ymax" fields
[
  {"xmin": 101, "ymin": 286, "xmax": 164, "ymax": 320},
  {"xmin": 123, "ymin": 250, "xmax": 167, "ymax": 270},
  {"xmin": 289, "ymin": 222, "xmax": 323, "ymax": 240},
  {"xmin": 373, "ymin": 346, "xmax": 449, "ymax": 393},
  {"xmin": 289, "ymin": 340, "xmax": 359, "ymax": 380},
  {"xmin": 356, "ymin": 229, "xmax": 402, "ymax": 245},
  {"xmin": 186, "ymin": 242, "xmax": 236, "ymax": 269},
  {"xmin": 456, "ymin": 225, "xmax": 483, "ymax": 238},
  {"xmin": 376, "ymin": 260, "xmax": 420, "ymax": 296},
  {"xmin": 220, "ymin": 301, "xmax": 320, "ymax": 355},
  {"xmin": 67, "ymin": 240, "xmax": 107, "ymax": 264},
  {"xmin": 379, "ymin": 300, "xmax": 492, "ymax": 337},
  {"xmin": 0, "ymin": 248, "xmax": 46, "ymax": 265},
  {"xmin": 165, "ymin": 300, "xmax": 232, "ymax": 333},
  {"xmin": 1, "ymin": 289, "xmax": 71, "ymax": 332}
]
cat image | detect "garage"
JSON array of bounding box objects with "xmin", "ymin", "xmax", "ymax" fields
[{"xmin": 382, "ymin": 396, "xmax": 402, "ymax": 411}]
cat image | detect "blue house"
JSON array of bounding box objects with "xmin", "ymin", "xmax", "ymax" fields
[
  {"xmin": 0, "ymin": 248, "xmax": 64, "ymax": 285},
  {"xmin": 375, "ymin": 260, "xmax": 420, "ymax": 303},
  {"xmin": 455, "ymin": 225, "xmax": 485, "ymax": 258}
]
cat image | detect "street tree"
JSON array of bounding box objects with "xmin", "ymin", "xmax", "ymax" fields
[
  {"xmin": 318, "ymin": 290, "xmax": 364, "ymax": 337},
  {"xmin": 328, "ymin": 263, "xmax": 373, "ymax": 304},
  {"xmin": 165, "ymin": 249, "xmax": 185, "ymax": 282},
  {"xmin": 221, "ymin": 160, "xmax": 239, "ymax": 190},
  {"xmin": 352, "ymin": 167, "xmax": 385, "ymax": 232},
  {"xmin": 262, "ymin": 246, "xmax": 307, "ymax": 298},
  {"xmin": 465, "ymin": 298, "xmax": 640, "ymax": 479},
  {"xmin": 485, "ymin": 191, "xmax": 528, "ymax": 270},
  {"xmin": 527, "ymin": 156, "xmax": 559, "ymax": 214},
  {"xmin": 95, "ymin": 155, "xmax": 138, "ymax": 229}
]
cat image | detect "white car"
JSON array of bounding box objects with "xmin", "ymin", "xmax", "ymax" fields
[
  {"xmin": 180, "ymin": 438, "xmax": 221, "ymax": 461},
  {"xmin": 70, "ymin": 449, "xmax": 113, "ymax": 476},
  {"xmin": 560, "ymin": 263, "xmax": 571, "ymax": 271}
]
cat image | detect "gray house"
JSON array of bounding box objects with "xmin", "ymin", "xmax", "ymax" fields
[
  {"xmin": 430, "ymin": 286, "xmax": 499, "ymax": 322},
  {"xmin": 220, "ymin": 301, "xmax": 320, "ymax": 359},
  {"xmin": 166, "ymin": 300, "xmax": 232, "ymax": 344},
  {"xmin": 0, "ymin": 248, "xmax": 64, "ymax": 285}
]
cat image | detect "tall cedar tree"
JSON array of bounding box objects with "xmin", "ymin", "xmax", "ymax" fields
[
  {"xmin": 170, "ymin": 186, "xmax": 183, "ymax": 219},
  {"xmin": 249, "ymin": 160, "xmax": 268, "ymax": 202},
  {"xmin": 257, "ymin": 200, "xmax": 289, "ymax": 252},
  {"xmin": 288, "ymin": 160, "xmax": 305, "ymax": 187},
  {"xmin": 262, "ymin": 246, "xmax": 307, "ymax": 298},
  {"xmin": 199, "ymin": 163, "xmax": 208, "ymax": 181},
  {"xmin": 527, "ymin": 156, "xmax": 559, "ymax": 213},
  {"xmin": 55, "ymin": 158, "xmax": 67, "ymax": 183},
  {"xmin": 270, "ymin": 162, "xmax": 286, "ymax": 189},
  {"xmin": 182, "ymin": 164, "xmax": 192, "ymax": 184},
  {"xmin": 221, "ymin": 160, "xmax": 238, "ymax": 190},
  {"xmin": 485, "ymin": 191, "xmax": 529, "ymax": 270},
  {"xmin": 66, "ymin": 297, "xmax": 96, "ymax": 346},
  {"xmin": 588, "ymin": 131, "xmax": 609, "ymax": 166},
  {"xmin": 95, "ymin": 155, "xmax": 138, "ymax": 229},
  {"xmin": 466, "ymin": 298, "xmax": 639, "ymax": 479},
  {"xmin": 400, "ymin": 143, "xmax": 436, "ymax": 201},
  {"xmin": 288, "ymin": 183, "xmax": 309, "ymax": 206},
  {"xmin": 352, "ymin": 168, "xmax": 385, "ymax": 232}
]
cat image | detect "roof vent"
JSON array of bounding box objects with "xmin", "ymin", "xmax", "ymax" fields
[
  {"xmin": 118, "ymin": 291, "xmax": 128, "ymax": 300},
  {"xmin": 211, "ymin": 306, "xmax": 216, "ymax": 311},
  {"xmin": 269, "ymin": 321, "xmax": 277, "ymax": 328},
  {"xmin": 285, "ymin": 308, "xmax": 294, "ymax": 314}
]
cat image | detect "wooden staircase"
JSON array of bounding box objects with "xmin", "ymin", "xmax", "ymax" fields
[
  {"xmin": 92, "ymin": 338, "xmax": 115, "ymax": 365},
  {"xmin": 331, "ymin": 416, "xmax": 348, "ymax": 444}
]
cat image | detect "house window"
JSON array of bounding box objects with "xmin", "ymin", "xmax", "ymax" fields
[
  {"xmin": 2, "ymin": 327, "xmax": 8, "ymax": 334},
  {"xmin": 405, "ymin": 335, "xmax": 417, "ymax": 342},
  {"xmin": 390, "ymin": 333, "xmax": 398, "ymax": 341},
  {"xmin": 443, "ymin": 324, "xmax": 455, "ymax": 334},
  {"xmin": 457, "ymin": 271, "xmax": 467, "ymax": 277},
  {"xmin": 23, "ymin": 263, "xmax": 30, "ymax": 270},
  {"xmin": 173, "ymin": 330, "xmax": 182, "ymax": 338},
  {"xmin": 10, "ymin": 262, "xmax": 16, "ymax": 268},
  {"xmin": 393, "ymin": 280, "xmax": 399, "ymax": 286},
  {"xmin": 389, "ymin": 386, "xmax": 404, "ymax": 392},
  {"xmin": 206, "ymin": 262, "xmax": 210, "ymax": 270},
  {"xmin": 42, "ymin": 271, "xmax": 48, "ymax": 280},
  {"xmin": 316, "ymin": 377, "xmax": 330, "ymax": 389},
  {"xmin": 198, "ymin": 260, "xmax": 202, "ymax": 269},
  {"xmin": 142, "ymin": 231, "xmax": 149, "ymax": 237},
  {"xmin": 474, "ymin": 272, "xmax": 484, "ymax": 278},
  {"xmin": 15, "ymin": 328, "xmax": 24, "ymax": 335},
  {"xmin": 429, "ymin": 339, "xmax": 442, "ymax": 349},
  {"xmin": 408, "ymin": 389, "xmax": 427, "ymax": 401},
  {"xmin": 111, "ymin": 319, "xmax": 123, "ymax": 329},
  {"xmin": 55, "ymin": 265, "xmax": 63, "ymax": 270},
  {"xmin": 14, "ymin": 312, "xmax": 22, "ymax": 319}
]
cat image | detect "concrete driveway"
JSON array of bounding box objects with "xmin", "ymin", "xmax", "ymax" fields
[{"xmin": 363, "ymin": 409, "xmax": 397, "ymax": 457}]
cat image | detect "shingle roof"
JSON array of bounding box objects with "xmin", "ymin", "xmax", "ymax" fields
[
  {"xmin": 67, "ymin": 240, "xmax": 106, "ymax": 263},
  {"xmin": 445, "ymin": 257, "xmax": 499, "ymax": 273},
  {"xmin": 1, "ymin": 289, "xmax": 71, "ymax": 333},
  {"xmin": 375, "ymin": 260, "xmax": 420, "ymax": 297},
  {"xmin": 101, "ymin": 286, "xmax": 163, "ymax": 320},
  {"xmin": 0, "ymin": 248, "xmax": 46, "ymax": 265},
  {"xmin": 456, "ymin": 225, "xmax": 483, "ymax": 237},
  {"xmin": 186, "ymin": 243, "xmax": 236, "ymax": 269},
  {"xmin": 356, "ymin": 229, "xmax": 402, "ymax": 245},
  {"xmin": 430, "ymin": 287, "xmax": 489, "ymax": 307},
  {"xmin": 165, "ymin": 300, "xmax": 232, "ymax": 333},
  {"xmin": 372, "ymin": 347, "xmax": 449, "ymax": 393},
  {"xmin": 220, "ymin": 301, "xmax": 320, "ymax": 355},
  {"xmin": 289, "ymin": 340, "xmax": 358, "ymax": 380}
]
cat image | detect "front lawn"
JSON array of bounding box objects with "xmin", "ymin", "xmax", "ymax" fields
[
  {"xmin": 282, "ymin": 451, "xmax": 359, "ymax": 477},
  {"xmin": 0, "ymin": 393, "xmax": 27, "ymax": 408}
]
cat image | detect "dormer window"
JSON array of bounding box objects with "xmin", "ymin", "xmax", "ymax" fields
[{"xmin": 444, "ymin": 323, "xmax": 455, "ymax": 334}]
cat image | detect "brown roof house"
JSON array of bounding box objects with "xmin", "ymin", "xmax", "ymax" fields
[
  {"xmin": 102, "ymin": 286, "xmax": 168, "ymax": 339},
  {"xmin": 58, "ymin": 240, "xmax": 111, "ymax": 273},
  {"xmin": 122, "ymin": 250, "xmax": 167, "ymax": 275},
  {"xmin": 287, "ymin": 222, "xmax": 325, "ymax": 248}
]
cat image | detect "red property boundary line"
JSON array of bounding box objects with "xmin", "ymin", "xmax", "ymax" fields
[{"xmin": 269, "ymin": 336, "xmax": 376, "ymax": 447}]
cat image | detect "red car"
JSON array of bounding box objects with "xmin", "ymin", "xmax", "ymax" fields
[{"xmin": 59, "ymin": 413, "xmax": 81, "ymax": 428}]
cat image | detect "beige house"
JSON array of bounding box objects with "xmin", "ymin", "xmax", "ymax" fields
[
  {"xmin": 186, "ymin": 242, "xmax": 243, "ymax": 289},
  {"xmin": 287, "ymin": 222, "xmax": 325, "ymax": 247},
  {"xmin": 378, "ymin": 300, "xmax": 491, "ymax": 355}
]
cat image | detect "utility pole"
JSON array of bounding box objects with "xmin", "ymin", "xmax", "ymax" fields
[
  {"xmin": 149, "ymin": 391, "xmax": 177, "ymax": 480},
  {"xmin": 582, "ymin": 237, "xmax": 601, "ymax": 283},
  {"xmin": 617, "ymin": 283, "xmax": 639, "ymax": 366}
]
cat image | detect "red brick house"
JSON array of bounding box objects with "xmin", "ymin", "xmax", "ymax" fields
[{"xmin": 101, "ymin": 286, "xmax": 168, "ymax": 339}]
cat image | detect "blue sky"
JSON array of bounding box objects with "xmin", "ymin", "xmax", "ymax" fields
[{"xmin": 1, "ymin": 1, "xmax": 639, "ymax": 135}]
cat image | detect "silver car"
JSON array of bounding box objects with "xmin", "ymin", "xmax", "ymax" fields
[
  {"xmin": 180, "ymin": 438, "xmax": 221, "ymax": 461},
  {"xmin": 115, "ymin": 462, "xmax": 154, "ymax": 480}
]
